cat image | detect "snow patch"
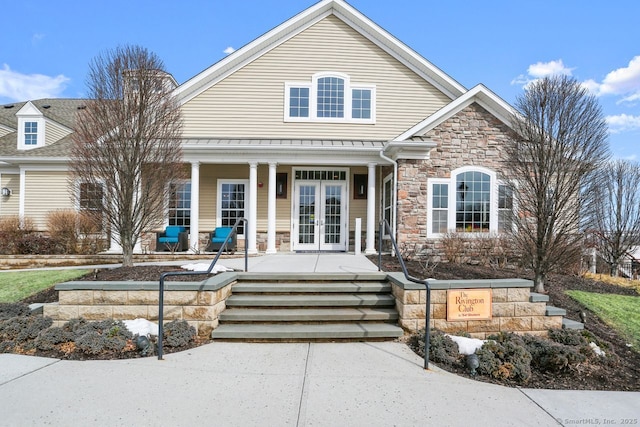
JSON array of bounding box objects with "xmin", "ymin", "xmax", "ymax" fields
[
  {"xmin": 590, "ymin": 341, "xmax": 606, "ymax": 357},
  {"xmin": 123, "ymin": 318, "xmax": 159, "ymax": 337},
  {"xmin": 446, "ymin": 334, "xmax": 486, "ymax": 355},
  {"xmin": 181, "ymin": 263, "xmax": 233, "ymax": 274}
]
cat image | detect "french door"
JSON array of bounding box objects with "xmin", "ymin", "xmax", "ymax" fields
[{"xmin": 293, "ymin": 181, "xmax": 346, "ymax": 251}]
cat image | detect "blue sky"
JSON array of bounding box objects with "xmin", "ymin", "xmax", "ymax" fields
[{"xmin": 1, "ymin": 0, "xmax": 638, "ymax": 159}]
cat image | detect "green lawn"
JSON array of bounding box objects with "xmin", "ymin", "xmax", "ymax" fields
[
  {"xmin": 566, "ymin": 290, "xmax": 640, "ymax": 350},
  {"xmin": 0, "ymin": 269, "xmax": 89, "ymax": 303}
]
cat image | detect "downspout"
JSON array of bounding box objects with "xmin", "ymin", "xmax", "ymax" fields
[{"xmin": 379, "ymin": 149, "xmax": 397, "ymax": 256}]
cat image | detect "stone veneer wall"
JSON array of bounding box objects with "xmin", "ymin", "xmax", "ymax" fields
[
  {"xmin": 43, "ymin": 273, "xmax": 237, "ymax": 337},
  {"xmin": 388, "ymin": 273, "xmax": 562, "ymax": 339},
  {"xmin": 396, "ymin": 103, "xmax": 518, "ymax": 259}
]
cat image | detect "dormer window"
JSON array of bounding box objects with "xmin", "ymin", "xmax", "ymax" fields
[
  {"xmin": 16, "ymin": 101, "xmax": 45, "ymax": 150},
  {"xmin": 285, "ymin": 72, "xmax": 375, "ymax": 123},
  {"xmin": 24, "ymin": 122, "xmax": 38, "ymax": 145}
]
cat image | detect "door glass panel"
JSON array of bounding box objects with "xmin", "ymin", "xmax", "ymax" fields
[
  {"xmin": 324, "ymin": 185, "xmax": 342, "ymax": 244},
  {"xmin": 298, "ymin": 185, "xmax": 316, "ymax": 244}
]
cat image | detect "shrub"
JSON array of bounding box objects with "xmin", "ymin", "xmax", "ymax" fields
[
  {"xmin": 163, "ymin": 320, "xmax": 196, "ymax": 347},
  {"xmin": 34, "ymin": 327, "xmax": 74, "ymax": 351},
  {"xmin": 74, "ymin": 320, "xmax": 132, "ymax": 355},
  {"xmin": 0, "ymin": 303, "xmax": 31, "ymax": 320},
  {"xmin": 14, "ymin": 234, "xmax": 64, "ymax": 255},
  {"xmin": 410, "ymin": 329, "xmax": 461, "ymax": 367},
  {"xmin": 523, "ymin": 334, "xmax": 587, "ymax": 373},
  {"xmin": 47, "ymin": 210, "xmax": 80, "ymax": 254},
  {"xmin": 0, "ymin": 215, "xmax": 36, "ymax": 255},
  {"xmin": 477, "ymin": 332, "xmax": 532, "ymax": 383},
  {"xmin": 441, "ymin": 232, "xmax": 466, "ymax": 264},
  {"xmin": 0, "ymin": 315, "xmax": 52, "ymax": 344}
]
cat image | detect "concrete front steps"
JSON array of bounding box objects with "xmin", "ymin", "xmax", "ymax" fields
[
  {"xmin": 530, "ymin": 292, "xmax": 585, "ymax": 330},
  {"xmin": 212, "ymin": 274, "xmax": 404, "ymax": 341}
]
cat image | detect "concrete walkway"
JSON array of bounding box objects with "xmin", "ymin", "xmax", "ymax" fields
[
  {"xmin": 2, "ymin": 253, "xmax": 639, "ymax": 425},
  {"xmin": 1, "ymin": 342, "xmax": 638, "ymax": 426}
]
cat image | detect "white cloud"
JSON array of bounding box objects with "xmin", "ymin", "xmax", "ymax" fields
[
  {"xmin": 0, "ymin": 64, "xmax": 69, "ymax": 101},
  {"xmin": 606, "ymin": 113, "xmax": 640, "ymax": 133},
  {"xmin": 511, "ymin": 59, "xmax": 574, "ymax": 88},
  {"xmin": 527, "ymin": 59, "xmax": 574, "ymax": 78},
  {"xmin": 581, "ymin": 56, "xmax": 640, "ymax": 105},
  {"xmin": 223, "ymin": 46, "xmax": 235, "ymax": 55}
]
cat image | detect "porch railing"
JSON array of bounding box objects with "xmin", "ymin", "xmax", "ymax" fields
[
  {"xmin": 157, "ymin": 217, "xmax": 248, "ymax": 360},
  {"xmin": 378, "ymin": 219, "xmax": 432, "ymax": 370}
]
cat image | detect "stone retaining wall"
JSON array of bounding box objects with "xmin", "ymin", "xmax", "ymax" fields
[
  {"xmin": 388, "ymin": 273, "xmax": 562, "ymax": 338},
  {"xmin": 43, "ymin": 273, "xmax": 237, "ymax": 337}
]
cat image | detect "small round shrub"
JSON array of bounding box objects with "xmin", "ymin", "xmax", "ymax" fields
[
  {"xmin": 548, "ymin": 328, "xmax": 588, "ymax": 347},
  {"xmin": 477, "ymin": 332, "xmax": 532, "ymax": 383},
  {"xmin": 72, "ymin": 320, "xmax": 133, "ymax": 355},
  {"xmin": 523, "ymin": 334, "xmax": 587, "ymax": 373},
  {"xmin": 0, "ymin": 316, "xmax": 52, "ymax": 343},
  {"xmin": 163, "ymin": 320, "xmax": 196, "ymax": 347}
]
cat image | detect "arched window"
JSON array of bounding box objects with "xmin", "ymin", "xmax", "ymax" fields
[{"xmin": 427, "ymin": 166, "xmax": 513, "ymax": 237}]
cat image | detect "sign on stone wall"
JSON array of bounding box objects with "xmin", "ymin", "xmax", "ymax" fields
[{"xmin": 447, "ymin": 289, "xmax": 492, "ymax": 321}]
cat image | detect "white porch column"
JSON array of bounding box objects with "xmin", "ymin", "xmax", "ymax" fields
[
  {"xmin": 189, "ymin": 161, "xmax": 200, "ymax": 252},
  {"xmin": 365, "ymin": 162, "xmax": 377, "ymax": 254},
  {"xmin": 248, "ymin": 162, "xmax": 258, "ymax": 254},
  {"xmin": 266, "ymin": 162, "xmax": 277, "ymax": 253}
]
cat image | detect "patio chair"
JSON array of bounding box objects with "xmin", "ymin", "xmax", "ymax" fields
[
  {"xmin": 206, "ymin": 227, "xmax": 236, "ymax": 253},
  {"xmin": 155, "ymin": 225, "xmax": 189, "ymax": 252}
]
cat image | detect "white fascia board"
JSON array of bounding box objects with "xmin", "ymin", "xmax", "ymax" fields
[
  {"xmin": 0, "ymin": 123, "xmax": 14, "ymax": 133},
  {"xmin": 16, "ymin": 101, "xmax": 42, "ymax": 116},
  {"xmin": 19, "ymin": 163, "xmax": 69, "ymax": 172},
  {"xmin": 383, "ymin": 140, "xmax": 437, "ymax": 160},
  {"xmin": 0, "ymin": 157, "xmax": 70, "ymax": 165},
  {"xmin": 395, "ymin": 84, "xmax": 516, "ymax": 141}
]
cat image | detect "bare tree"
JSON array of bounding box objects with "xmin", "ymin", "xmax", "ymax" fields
[
  {"xmin": 506, "ymin": 75, "xmax": 609, "ymax": 293},
  {"xmin": 70, "ymin": 45, "xmax": 184, "ymax": 267},
  {"xmin": 590, "ymin": 159, "xmax": 640, "ymax": 276}
]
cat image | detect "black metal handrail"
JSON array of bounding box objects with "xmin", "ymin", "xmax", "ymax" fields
[
  {"xmin": 378, "ymin": 219, "xmax": 432, "ymax": 370},
  {"xmin": 157, "ymin": 217, "xmax": 248, "ymax": 360}
]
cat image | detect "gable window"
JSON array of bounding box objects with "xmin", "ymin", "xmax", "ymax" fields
[
  {"xmin": 168, "ymin": 181, "xmax": 191, "ymax": 229},
  {"xmin": 285, "ymin": 72, "xmax": 375, "ymax": 123},
  {"xmin": 427, "ymin": 167, "xmax": 513, "ymax": 237},
  {"xmin": 24, "ymin": 122, "xmax": 38, "ymax": 145},
  {"xmin": 217, "ymin": 180, "xmax": 248, "ymax": 236}
]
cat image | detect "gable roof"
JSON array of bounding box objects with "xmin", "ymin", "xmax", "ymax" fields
[
  {"xmin": 175, "ymin": 0, "xmax": 466, "ymax": 104},
  {"xmin": 395, "ymin": 84, "xmax": 515, "ymax": 141}
]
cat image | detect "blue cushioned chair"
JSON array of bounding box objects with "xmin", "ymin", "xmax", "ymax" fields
[
  {"xmin": 206, "ymin": 227, "xmax": 236, "ymax": 253},
  {"xmin": 156, "ymin": 226, "xmax": 188, "ymax": 251}
]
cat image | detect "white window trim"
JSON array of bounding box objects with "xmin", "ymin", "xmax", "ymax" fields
[
  {"xmin": 216, "ymin": 179, "xmax": 249, "ymax": 237},
  {"xmin": 17, "ymin": 117, "xmax": 45, "ymax": 150},
  {"xmin": 428, "ymin": 166, "xmax": 509, "ymax": 238},
  {"xmin": 284, "ymin": 72, "xmax": 376, "ymax": 124}
]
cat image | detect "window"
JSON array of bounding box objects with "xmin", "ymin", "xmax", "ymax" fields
[
  {"xmin": 432, "ymin": 183, "xmax": 449, "ymax": 234},
  {"xmin": 289, "ymin": 87, "xmax": 309, "ymax": 118},
  {"xmin": 456, "ymin": 171, "xmax": 491, "ymax": 232},
  {"xmin": 285, "ymin": 72, "xmax": 375, "ymax": 123},
  {"xmin": 218, "ymin": 181, "xmax": 247, "ymax": 235},
  {"xmin": 24, "ymin": 122, "xmax": 38, "ymax": 145},
  {"xmin": 79, "ymin": 182, "xmax": 104, "ymax": 212},
  {"xmin": 427, "ymin": 167, "xmax": 513, "ymax": 237},
  {"xmin": 317, "ymin": 76, "xmax": 344, "ymax": 118},
  {"xmin": 168, "ymin": 181, "xmax": 191, "ymax": 229},
  {"xmin": 498, "ymin": 184, "xmax": 513, "ymax": 232}
]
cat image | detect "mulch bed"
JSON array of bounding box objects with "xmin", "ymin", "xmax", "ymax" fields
[{"xmin": 20, "ymin": 259, "xmax": 640, "ymax": 390}]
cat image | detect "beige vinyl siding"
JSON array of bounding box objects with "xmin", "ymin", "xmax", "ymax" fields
[
  {"xmin": 0, "ymin": 174, "xmax": 20, "ymax": 216},
  {"xmin": 182, "ymin": 15, "xmax": 451, "ymax": 140},
  {"xmin": 45, "ymin": 120, "xmax": 72, "ymax": 146},
  {"xmin": 24, "ymin": 171, "xmax": 73, "ymax": 230},
  {"xmin": 198, "ymin": 164, "xmax": 292, "ymax": 233}
]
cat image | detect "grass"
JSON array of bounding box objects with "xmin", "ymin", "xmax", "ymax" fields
[
  {"xmin": 584, "ymin": 272, "xmax": 640, "ymax": 293},
  {"xmin": 566, "ymin": 290, "xmax": 640, "ymax": 350},
  {"xmin": 0, "ymin": 269, "xmax": 89, "ymax": 303}
]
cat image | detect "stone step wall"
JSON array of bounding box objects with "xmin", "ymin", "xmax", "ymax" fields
[
  {"xmin": 387, "ymin": 273, "xmax": 563, "ymax": 339},
  {"xmin": 44, "ymin": 274, "xmax": 236, "ymax": 337}
]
